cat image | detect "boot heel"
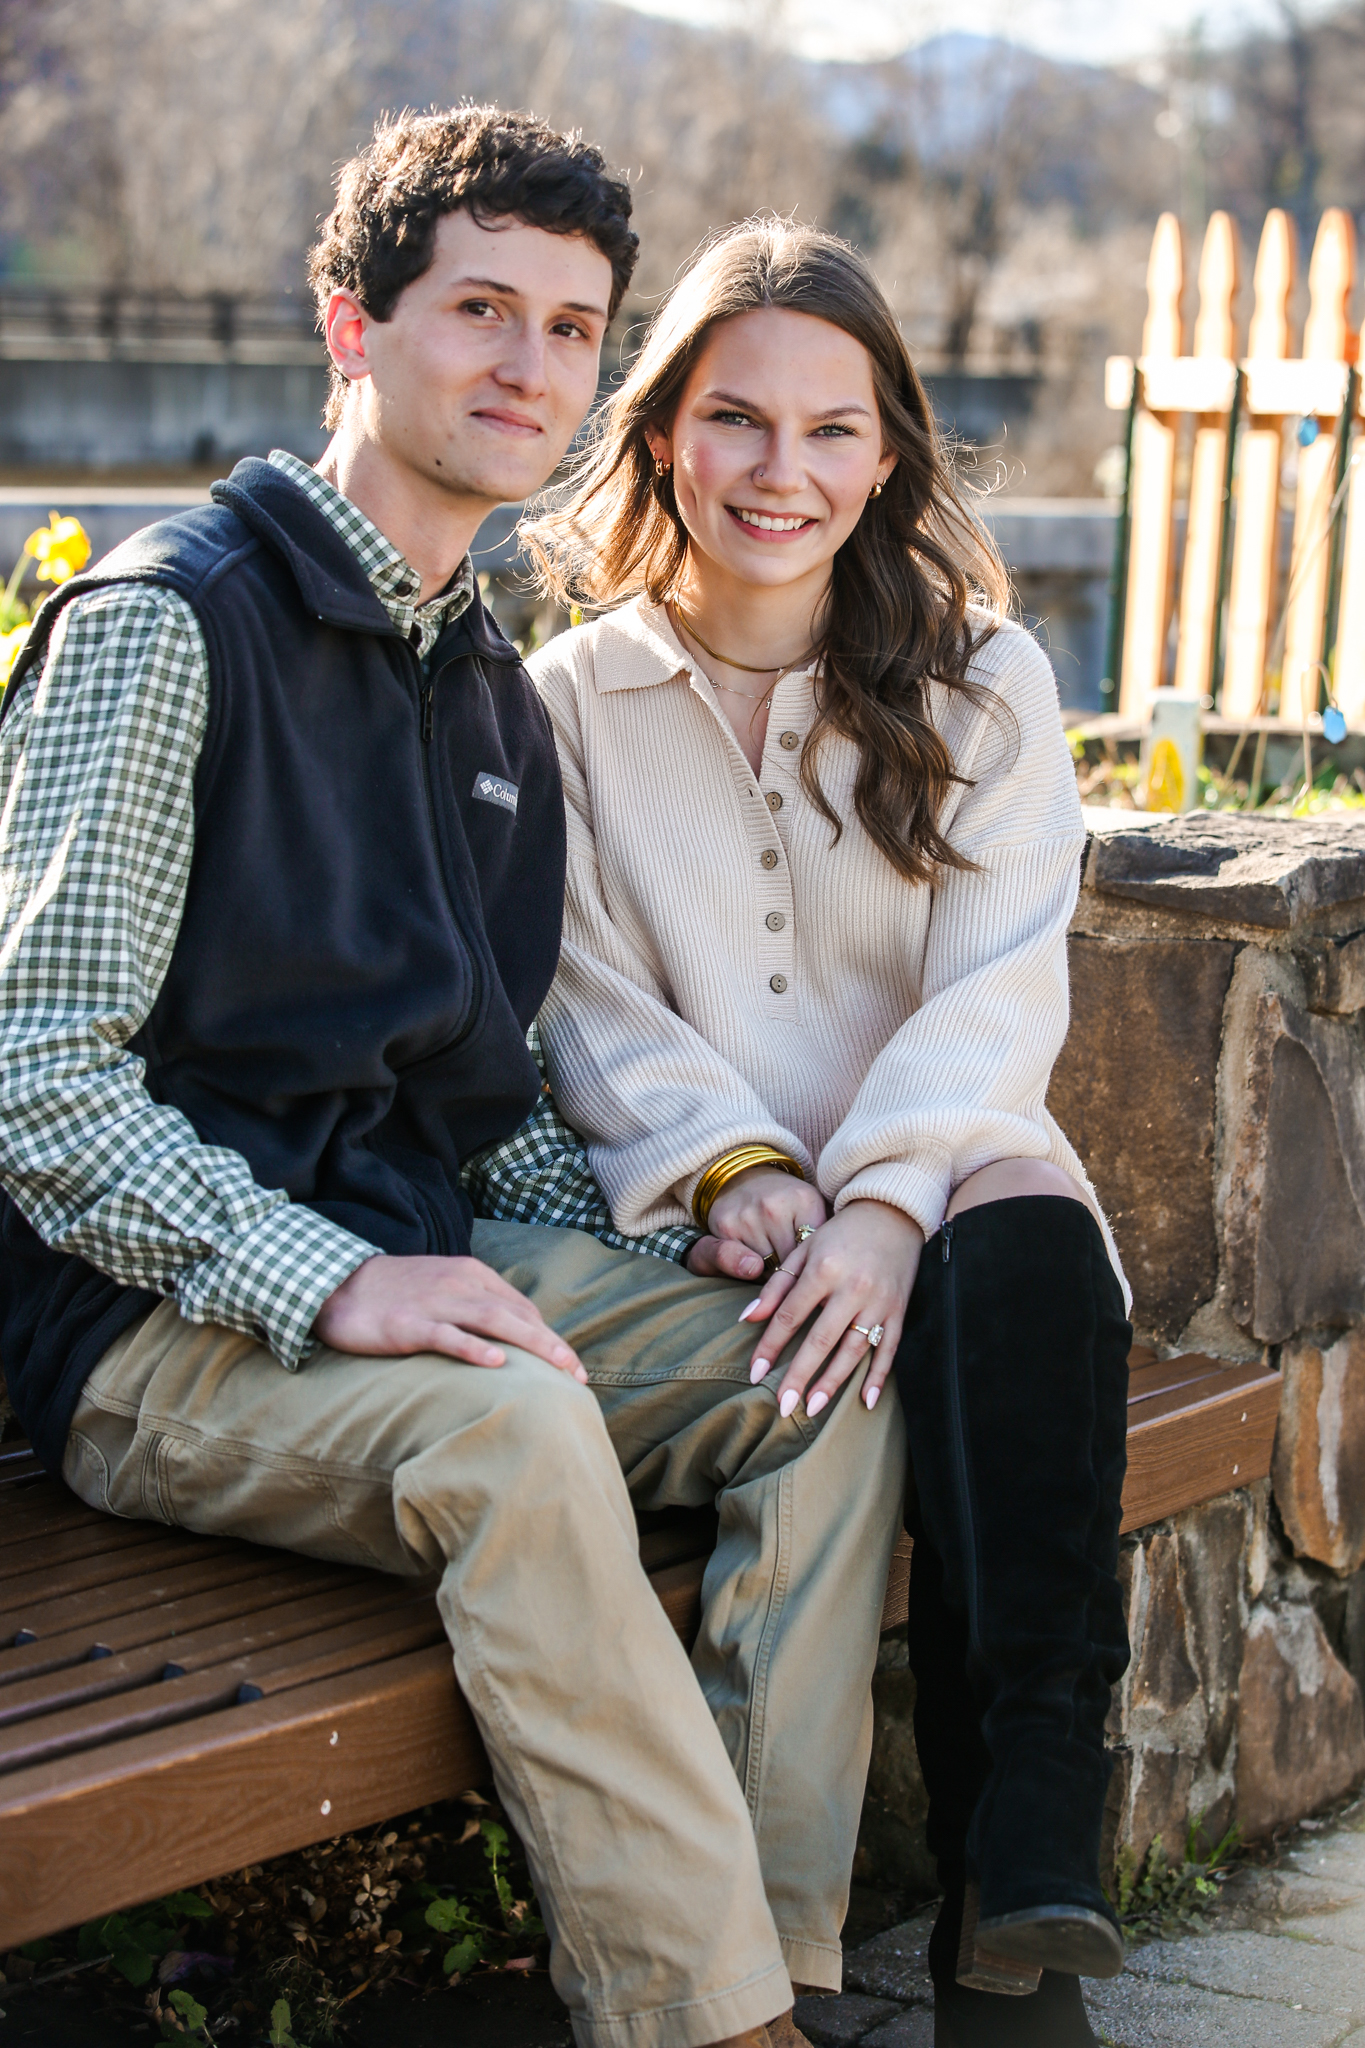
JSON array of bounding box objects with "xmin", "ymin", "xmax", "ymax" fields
[{"xmin": 955, "ymin": 1881, "xmax": 1042, "ymax": 1996}]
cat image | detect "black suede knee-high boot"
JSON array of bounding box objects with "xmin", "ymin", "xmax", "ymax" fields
[
  {"xmin": 895, "ymin": 1194, "xmax": 1130, "ymax": 1998},
  {"xmin": 908, "ymin": 1490, "xmax": 1101, "ymax": 2046}
]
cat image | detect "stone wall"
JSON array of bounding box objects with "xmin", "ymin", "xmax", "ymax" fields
[{"xmin": 861, "ymin": 814, "xmax": 1365, "ymax": 1897}]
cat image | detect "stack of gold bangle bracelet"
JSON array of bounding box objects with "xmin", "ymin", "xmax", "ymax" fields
[{"xmin": 692, "ymin": 1144, "xmax": 805, "ymax": 1232}]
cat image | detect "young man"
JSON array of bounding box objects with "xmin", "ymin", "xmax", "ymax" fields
[{"xmin": 0, "ymin": 109, "xmax": 904, "ymax": 2048}]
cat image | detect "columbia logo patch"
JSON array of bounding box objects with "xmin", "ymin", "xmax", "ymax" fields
[{"xmin": 473, "ymin": 771, "xmax": 519, "ymax": 816}]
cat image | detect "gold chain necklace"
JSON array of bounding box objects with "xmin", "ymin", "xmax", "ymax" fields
[{"xmin": 672, "ymin": 603, "xmax": 814, "ymax": 701}]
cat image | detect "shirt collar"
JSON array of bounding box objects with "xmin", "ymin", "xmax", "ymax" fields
[{"xmin": 267, "ymin": 449, "xmax": 473, "ymax": 658}]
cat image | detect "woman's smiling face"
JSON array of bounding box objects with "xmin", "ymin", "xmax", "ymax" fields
[{"xmin": 647, "ymin": 305, "xmax": 894, "ymax": 592}]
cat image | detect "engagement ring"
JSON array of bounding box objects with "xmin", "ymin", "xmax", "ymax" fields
[{"xmin": 853, "ymin": 1322, "xmax": 885, "ymax": 1348}]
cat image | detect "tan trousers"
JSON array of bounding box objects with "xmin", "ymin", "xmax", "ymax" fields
[{"xmin": 61, "ymin": 1221, "xmax": 906, "ymax": 2048}]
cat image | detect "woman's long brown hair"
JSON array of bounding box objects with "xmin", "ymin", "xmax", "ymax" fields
[{"xmin": 523, "ymin": 218, "xmax": 1012, "ymax": 885}]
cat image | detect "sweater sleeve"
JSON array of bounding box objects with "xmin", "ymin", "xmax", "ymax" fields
[
  {"xmin": 818, "ymin": 628, "xmax": 1085, "ymax": 1236},
  {"xmin": 534, "ymin": 642, "xmax": 811, "ymax": 1234}
]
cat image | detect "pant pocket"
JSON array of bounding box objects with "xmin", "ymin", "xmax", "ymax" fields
[
  {"xmin": 156, "ymin": 1429, "xmax": 405, "ymax": 1572},
  {"xmin": 60, "ymin": 1425, "xmax": 112, "ymax": 1514}
]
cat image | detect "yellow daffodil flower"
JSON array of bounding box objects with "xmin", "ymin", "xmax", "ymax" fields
[
  {"xmin": 25, "ymin": 512, "xmax": 91, "ymax": 585},
  {"xmin": 0, "ymin": 622, "xmax": 30, "ymax": 693}
]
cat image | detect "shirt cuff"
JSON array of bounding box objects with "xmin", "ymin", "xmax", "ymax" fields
[
  {"xmin": 830, "ymin": 1152, "xmax": 955, "ymax": 1243},
  {"xmin": 174, "ymin": 1203, "xmax": 381, "ymax": 1369}
]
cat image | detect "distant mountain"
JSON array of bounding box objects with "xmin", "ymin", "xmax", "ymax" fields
[{"xmin": 805, "ymin": 29, "xmax": 1156, "ymax": 157}]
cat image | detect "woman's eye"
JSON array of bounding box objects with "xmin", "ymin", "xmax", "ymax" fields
[
  {"xmin": 813, "ymin": 423, "xmax": 855, "ymax": 437},
  {"xmin": 711, "ymin": 409, "xmax": 756, "ymax": 427}
]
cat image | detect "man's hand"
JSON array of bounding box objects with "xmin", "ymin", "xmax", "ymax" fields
[{"xmin": 314, "ymin": 1255, "xmax": 586, "ymax": 1380}]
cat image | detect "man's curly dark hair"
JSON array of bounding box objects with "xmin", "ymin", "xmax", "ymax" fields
[{"xmin": 309, "ymin": 106, "xmax": 639, "ymax": 428}]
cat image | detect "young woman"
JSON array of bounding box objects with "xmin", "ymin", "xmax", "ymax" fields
[{"xmin": 478, "ymin": 218, "xmax": 1131, "ymax": 2048}]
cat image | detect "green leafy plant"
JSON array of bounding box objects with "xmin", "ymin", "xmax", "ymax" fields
[
  {"xmin": 416, "ymin": 1817, "xmax": 545, "ymax": 1978},
  {"xmin": 1116, "ymin": 1811, "xmax": 1241, "ymax": 1940},
  {"xmin": 161, "ymin": 1987, "xmax": 214, "ymax": 2041},
  {"xmin": 268, "ymin": 1998, "xmax": 301, "ymax": 2047},
  {"xmin": 76, "ymin": 1891, "xmax": 214, "ymax": 1986}
]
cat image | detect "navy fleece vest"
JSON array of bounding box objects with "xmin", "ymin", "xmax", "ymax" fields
[{"xmin": 0, "ymin": 458, "xmax": 566, "ymax": 1468}]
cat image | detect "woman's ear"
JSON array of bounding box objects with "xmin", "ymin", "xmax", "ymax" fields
[
  {"xmin": 876, "ymin": 452, "xmax": 899, "ymax": 492},
  {"xmin": 643, "ymin": 423, "xmax": 673, "ymax": 466}
]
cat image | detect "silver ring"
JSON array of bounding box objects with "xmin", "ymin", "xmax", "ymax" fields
[
  {"xmin": 795, "ymin": 1225, "xmax": 816, "ymax": 1243},
  {"xmin": 853, "ymin": 1322, "xmax": 885, "ymax": 1348}
]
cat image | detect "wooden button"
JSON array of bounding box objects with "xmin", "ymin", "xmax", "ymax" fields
[
  {"xmin": 760, "ymin": 849, "xmax": 779, "ymax": 870},
  {"xmin": 765, "ymin": 911, "xmax": 786, "ymax": 931},
  {"xmin": 779, "ymin": 730, "xmax": 800, "ymax": 750},
  {"xmin": 769, "ymin": 973, "xmax": 788, "ymax": 993},
  {"xmin": 766, "ymin": 791, "xmax": 784, "ymax": 812}
]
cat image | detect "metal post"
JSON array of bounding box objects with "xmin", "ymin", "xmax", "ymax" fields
[
  {"xmin": 1323, "ymin": 365, "xmax": 1361, "ymax": 688},
  {"xmin": 1100, "ymin": 362, "xmax": 1140, "ymax": 715},
  {"xmin": 1210, "ymin": 366, "xmax": 1244, "ymax": 706}
]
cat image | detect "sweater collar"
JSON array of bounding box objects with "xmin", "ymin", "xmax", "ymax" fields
[{"xmin": 587, "ymin": 595, "xmax": 817, "ymax": 695}]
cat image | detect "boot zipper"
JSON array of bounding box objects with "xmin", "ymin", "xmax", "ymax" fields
[{"xmin": 942, "ymin": 1219, "xmax": 982, "ymax": 1655}]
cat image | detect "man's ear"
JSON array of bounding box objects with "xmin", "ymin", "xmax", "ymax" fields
[{"xmin": 325, "ymin": 289, "xmax": 372, "ymax": 384}]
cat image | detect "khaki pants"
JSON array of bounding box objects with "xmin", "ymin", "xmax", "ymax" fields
[{"xmin": 61, "ymin": 1221, "xmax": 906, "ymax": 2048}]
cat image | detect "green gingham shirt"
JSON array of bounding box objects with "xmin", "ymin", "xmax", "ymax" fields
[
  {"xmin": 0, "ymin": 450, "xmax": 689, "ymax": 1374},
  {"xmin": 462, "ymin": 1023, "xmax": 698, "ymax": 1266}
]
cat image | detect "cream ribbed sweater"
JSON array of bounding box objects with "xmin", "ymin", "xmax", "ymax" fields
[{"xmin": 529, "ymin": 596, "xmax": 1126, "ymax": 1301}]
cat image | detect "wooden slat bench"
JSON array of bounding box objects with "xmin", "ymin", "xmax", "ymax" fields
[{"xmin": 0, "ymin": 1346, "xmax": 1280, "ymax": 1951}]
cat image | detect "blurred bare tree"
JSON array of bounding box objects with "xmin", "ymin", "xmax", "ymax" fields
[
  {"xmin": 0, "ymin": 0, "xmax": 1360, "ymax": 495},
  {"xmin": 1211, "ymin": 0, "xmax": 1365, "ymax": 238},
  {"xmin": 0, "ymin": 0, "xmax": 827, "ymax": 304}
]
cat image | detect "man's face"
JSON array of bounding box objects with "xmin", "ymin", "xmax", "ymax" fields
[{"xmin": 327, "ymin": 210, "xmax": 613, "ymax": 508}]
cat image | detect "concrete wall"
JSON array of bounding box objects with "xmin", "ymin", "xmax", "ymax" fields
[
  {"xmin": 0, "ymin": 485, "xmax": 1117, "ymax": 713},
  {"xmin": 0, "ymin": 357, "xmax": 329, "ymax": 471}
]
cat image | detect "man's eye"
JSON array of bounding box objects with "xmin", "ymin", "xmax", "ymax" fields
[
  {"xmin": 461, "ymin": 300, "xmax": 499, "ymax": 319},
  {"xmin": 550, "ymin": 321, "xmax": 588, "ymax": 339}
]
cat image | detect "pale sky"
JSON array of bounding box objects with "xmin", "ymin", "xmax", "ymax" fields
[{"xmin": 622, "ymin": 0, "xmax": 1334, "ymax": 67}]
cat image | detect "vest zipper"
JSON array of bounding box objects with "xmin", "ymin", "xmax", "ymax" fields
[
  {"xmin": 402, "ymin": 642, "xmax": 486, "ymax": 1061},
  {"xmin": 942, "ymin": 1219, "xmax": 982, "ymax": 1656}
]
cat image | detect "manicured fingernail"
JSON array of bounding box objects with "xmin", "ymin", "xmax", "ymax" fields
[
  {"xmin": 742, "ymin": 1254, "xmax": 762, "ymax": 1275},
  {"xmin": 807, "ymin": 1390, "xmax": 828, "ymax": 1417},
  {"xmin": 750, "ymin": 1357, "xmax": 771, "ymax": 1383},
  {"xmin": 779, "ymin": 1388, "xmax": 800, "ymax": 1419},
  {"xmin": 865, "ymin": 1384, "xmax": 880, "ymax": 1410},
  {"xmin": 738, "ymin": 1298, "xmax": 762, "ymax": 1322}
]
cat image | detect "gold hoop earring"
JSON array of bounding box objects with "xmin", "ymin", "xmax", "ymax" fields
[
  {"xmin": 869, "ymin": 479, "xmax": 884, "ymax": 499},
  {"xmin": 654, "ymin": 457, "xmax": 670, "ymax": 479}
]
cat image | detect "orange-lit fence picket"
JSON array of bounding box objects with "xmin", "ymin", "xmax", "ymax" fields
[{"xmin": 1105, "ymin": 207, "xmax": 1363, "ymax": 735}]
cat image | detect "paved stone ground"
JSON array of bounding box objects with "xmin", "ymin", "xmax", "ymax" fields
[
  {"xmin": 797, "ymin": 1795, "xmax": 1365, "ymax": 2048},
  {"xmin": 8, "ymin": 1799, "xmax": 1363, "ymax": 2045}
]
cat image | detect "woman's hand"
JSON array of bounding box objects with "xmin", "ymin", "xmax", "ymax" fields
[
  {"xmin": 740, "ymin": 1198, "xmax": 923, "ymax": 1415},
  {"xmin": 685, "ymin": 1165, "xmax": 829, "ymax": 1282}
]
